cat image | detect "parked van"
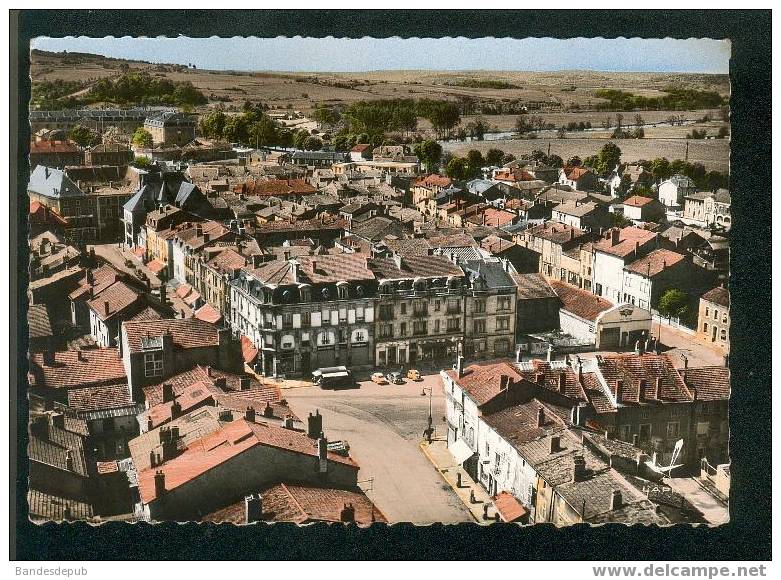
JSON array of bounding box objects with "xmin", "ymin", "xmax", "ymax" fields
[{"xmin": 312, "ymin": 366, "xmax": 356, "ymax": 389}]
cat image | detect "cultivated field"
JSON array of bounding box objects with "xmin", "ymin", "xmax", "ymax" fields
[
  {"xmin": 31, "ymin": 50, "xmax": 730, "ymax": 114},
  {"xmin": 442, "ymin": 137, "xmax": 731, "ymax": 173}
]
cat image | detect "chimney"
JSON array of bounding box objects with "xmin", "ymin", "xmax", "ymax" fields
[
  {"xmin": 65, "ymin": 450, "xmax": 74, "ymax": 472},
  {"xmin": 682, "ymin": 354, "xmax": 689, "ymax": 369},
  {"xmin": 572, "ymin": 454, "xmax": 587, "ymax": 482},
  {"xmin": 611, "ymin": 228, "xmax": 620, "ymax": 246},
  {"xmin": 456, "ymin": 355, "xmax": 465, "ymax": 379},
  {"xmin": 558, "ymin": 373, "xmax": 566, "ymax": 394},
  {"xmin": 42, "ymin": 350, "xmax": 55, "ymax": 366},
  {"xmin": 499, "ymin": 374, "xmax": 510, "ymax": 391},
  {"xmin": 283, "ymin": 415, "xmax": 294, "ymax": 429},
  {"xmin": 162, "ymin": 383, "xmax": 175, "ymax": 403},
  {"xmin": 154, "ymin": 470, "xmax": 166, "ymax": 496},
  {"xmin": 76, "ymin": 349, "xmax": 85, "ymax": 363},
  {"xmin": 311, "ymin": 259, "xmax": 318, "ymax": 273},
  {"xmin": 340, "ymin": 503, "xmax": 356, "ymax": 523},
  {"xmin": 535, "ymin": 372, "xmax": 545, "ymax": 385},
  {"xmin": 239, "ymin": 377, "xmax": 250, "ymax": 391},
  {"xmin": 550, "ymin": 435, "xmax": 561, "ymax": 454},
  {"xmin": 149, "ymin": 450, "xmax": 157, "ymax": 468},
  {"xmin": 307, "ymin": 409, "xmax": 323, "ymax": 439},
  {"xmin": 615, "ymin": 377, "xmax": 629, "ymax": 403},
  {"xmin": 103, "ymin": 301, "xmax": 110, "ymax": 316},
  {"xmin": 547, "ymin": 343, "xmax": 553, "ymax": 362},
  {"xmin": 516, "ymin": 346, "xmax": 523, "ymax": 363},
  {"xmin": 537, "ymin": 407, "xmax": 545, "ymax": 427},
  {"xmin": 147, "ymin": 415, "xmax": 154, "ymax": 432},
  {"xmin": 245, "ymin": 406, "xmax": 256, "ymax": 423},
  {"xmin": 635, "ymin": 339, "xmax": 645, "ymax": 356},
  {"xmin": 317, "ymin": 436, "xmax": 328, "ymax": 461},
  {"xmin": 214, "ymin": 376, "xmax": 227, "ymax": 389},
  {"xmin": 610, "ymin": 489, "xmax": 623, "ymax": 511},
  {"xmin": 262, "ymin": 401, "xmax": 274, "ymax": 418},
  {"xmin": 171, "ymin": 400, "xmax": 182, "ymax": 419},
  {"xmin": 652, "ymin": 377, "xmax": 661, "ymax": 400},
  {"xmin": 245, "ymin": 494, "xmax": 263, "ymax": 523}
]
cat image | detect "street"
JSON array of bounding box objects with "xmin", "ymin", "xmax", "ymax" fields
[{"xmin": 283, "ymin": 373, "xmax": 473, "ymax": 524}]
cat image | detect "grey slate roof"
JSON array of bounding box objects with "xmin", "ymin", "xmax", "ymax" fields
[{"xmin": 28, "ymin": 166, "xmax": 83, "ymax": 199}]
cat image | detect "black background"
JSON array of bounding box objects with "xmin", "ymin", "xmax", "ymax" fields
[{"xmin": 10, "ymin": 9, "xmax": 772, "ymax": 561}]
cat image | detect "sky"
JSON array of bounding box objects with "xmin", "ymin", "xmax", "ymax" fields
[{"xmin": 31, "ymin": 36, "xmax": 730, "ymax": 74}]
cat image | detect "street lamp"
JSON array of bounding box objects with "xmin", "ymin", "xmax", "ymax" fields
[{"xmin": 421, "ymin": 386, "xmax": 434, "ymax": 442}]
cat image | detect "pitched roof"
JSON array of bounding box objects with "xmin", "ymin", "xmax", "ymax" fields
[
  {"xmin": 28, "ymin": 489, "xmax": 94, "ymax": 521},
  {"xmin": 512, "ymin": 273, "xmax": 558, "ymax": 300},
  {"xmin": 193, "ymin": 303, "xmax": 223, "ymax": 325},
  {"xmin": 236, "ymin": 178, "xmax": 317, "ymax": 197},
  {"xmin": 625, "ymin": 249, "xmax": 686, "ymax": 278},
  {"xmin": 27, "ymin": 304, "xmax": 54, "ymax": 339},
  {"xmin": 593, "ymin": 226, "xmax": 658, "ymax": 258},
  {"xmin": 28, "ymin": 348, "xmax": 126, "ymax": 390},
  {"xmin": 550, "ymin": 280, "xmax": 611, "ymax": 322},
  {"xmin": 86, "ymin": 280, "xmax": 145, "ymax": 321},
  {"xmin": 701, "ymin": 286, "xmax": 730, "ymax": 308},
  {"xmin": 680, "ymin": 366, "xmax": 730, "ymax": 401},
  {"xmin": 296, "ymin": 254, "xmax": 376, "ymax": 284},
  {"xmin": 596, "ymin": 353, "xmax": 694, "ymax": 406},
  {"xmin": 370, "ymin": 254, "xmax": 464, "ymax": 280},
  {"xmin": 28, "ymin": 166, "xmax": 83, "ymax": 198},
  {"xmin": 562, "ymin": 166, "xmax": 592, "ymax": 181},
  {"xmin": 122, "ymin": 318, "xmax": 222, "ymax": 354},
  {"xmin": 137, "ymin": 419, "xmax": 357, "ymax": 503},
  {"xmin": 67, "ymin": 384, "xmax": 134, "ymax": 412},
  {"xmin": 623, "ymin": 195, "xmax": 655, "ymax": 207},
  {"xmin": 413, "ymin": 174, "xmax": 452, "ymax": 188},
  {"xmin": 445, "ymin": 361, "xmax": 525, "ymax": 406},
  {"xmin": 203, "ymin": 483, "xmax": 386, "ymax": 524}
]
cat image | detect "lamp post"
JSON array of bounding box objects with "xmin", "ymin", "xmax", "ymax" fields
[{"xmin": 421, "ymin": 386, "xmax": 434, "ymax": 442}]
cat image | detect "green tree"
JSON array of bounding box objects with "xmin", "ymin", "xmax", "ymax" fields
[
  {"xmin": 68, "ymin": 124, "xmax": 99, "ymax": 147},
  {"xmin": 132, "ymin": 127, "xmax": 153, "ymax": 148},
  {"xmin": 597, "ymin": 142, "xmax": 622, "ymax": 174},
  {"xmin": 485, "ymin": 148, "xmax": 505, "ymax": 166},
  {"xmin": 657, "ymin": 288, "xmax": 690, "ymax": 318},
  {"xmin": 199, "ymin": 111, "xmax": 227, "ymax": 139},
  {"xmin": 132, "ymin": 155, "xmax": 152, "ymax": 169},
  {"xmin": 445, "ymin": 157, "xmax": 471, "ymax": 181},
  {"xmin": 304, "ymin": 136, "xmax": 323, "ymax": 151},
  {"xmin": 248, "ymin": 115, "xmax": 279, "ymax": 148},
  {"xmin": 650, "ymin": 157, "xmax": 671, "ymax": 181},
  {"xmin": 313, "ymin": 106, "xmax": 340, "ymax": 127},
  {"xmin": 413, "ymin": 139, "xmax": 443, "ymax": 170}
]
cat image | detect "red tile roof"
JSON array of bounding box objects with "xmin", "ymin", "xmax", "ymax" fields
[
  {"xmin": 241, "ymin": 335, "xmax": 258, "ymax": 364},
  {"xmin": 147, "ymin": 380, "xmax": 219, "ymax": 429},
  {"xmin": 445, "ymin": 361, "xmax": 524, "ymax": 406},
  {"xmin": 625, "ymin": 249, "xmax": 686, "ymax": 278},
  {"xmin": 30, "ymin": 140, "xmax": 79, "ymax": 153},
  {"xmin": 67, "ymin": 384, "xmax": 134, "ymax": 412},
  {"xmin": 680, "ymin": 366, "xmax": 730, "ymax": 401},
  {"xmin": 142, "ymin": 365, "xmax": 280, "ymax": 408},
  {"xmin": 236, "ymin": 178, "xmax": 317, "ymax": 197},
  {"xmin": 68, "ymin": 265, "xmax": 128, "ymax": 301},
  {"xmin": 593, "ymin": 226, "xmax": 657, "ymax": 258},
  {"xmin": 563, "ymin": 166, "xmax": 592, "ymax": 181},
  {"xmin": 623, "ymin": 195, "xmax": 655, "ymax": 207},
  {"xmin": 122, "ymin": 318, "xmax": 222, "ymax": 353},
  {"xmin": 701, "ymin": 286, "xmax": 730, "ymax": 308},
  {"xmin": 413, "ymin": 174, "xmax": 452, "ymax": 188},
  {"xmin": 597, "ymin": 353, "xmax": 694, "ymax": 405},
  {"xmin": 28, "ymin": 348, "xmax": 126, "ymax": 390},
  {"xmin": 550, "ymin": 280, "xmax": 612, "ymax": 322},
  {"xmin": 193, "ymin": 303, "xmax": 223, "ymax": 325},
  {"xmin": 146, "ymin": 259, "xmax": 166, "ymax": 274},
  {"xmin": 203, "ymin": 483, "xmax": 386, "ymax": 524},
  {"xmin": 493, "ymin": 491, "xmax": 528, "ymax": 522},
  {"xmin": 137, "ymin": 419, "xmax": 357, "ymax": 503},
  {"xmin": 86, "ymin": 280, "xmax": 144, "ymax": 321}
]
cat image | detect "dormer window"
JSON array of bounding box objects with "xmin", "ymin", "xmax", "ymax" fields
[{"xmin": 337, "ymin": 283, "xmax": 349, "ymax": 300}]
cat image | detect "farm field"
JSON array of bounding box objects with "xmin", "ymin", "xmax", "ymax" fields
[
  {"xmin": 31, "ymin": 50, "xmax": 730, "ymax": 114},
  {"xmin": 442, "ymin": 137, "xmax": 731, "ymax": 173}
]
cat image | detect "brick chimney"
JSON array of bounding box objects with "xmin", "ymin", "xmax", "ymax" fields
[
  {"xmin": 610, "ymin": 489, "xmax": 623, "ymax": 511},
  {"xmin": 154, "ymin": 470, "xmax": 166, "ymax": 496},
  {"xmin": 171, "ymin": 400, "xmax": 182, "ymax": 419},
  {"xmin": 307, "ymin": 409, "xmax": 323, "ymax": 439},
  {"xmin": 162, "ymin": 383, "xmax": 175, "ymax": 403},
  {"xmin": 611, "ymin": 228, "xmax": 620, "ymax": 246},
  {"xmin": 572, "ymin": 454, "xmax": 587, "ymax": 482},
  {"xmin": 456, "ymin": 355, "xmax": 465, "ymax": 379},
  {"xmin": 245, "ymin": 406, "xmax": 256, "ymax": 423},
  {"xmin": 550, "ymin": 435, "xmax": 561, "ymax": 454},
  {"xmin": 263, "ymin": 401, "xmax": 274, "ymax": 418},
  {"xmin": 340, "ymin": 503, "xmax": 356, "ymax": 523},
  {"xmin": 537, "ymin": 407, "xmax": 545, "ymax": 427},
  {"xmin": 317, "ymin": 435, "xmax": 328, "ymax": 461},
  {"xmin": 103, "ymin": 301, "xmax": 110, "ymax": 317},
  {"xmin": 245, "ymin": 494, "xmax": 263, "ymax": 523}
]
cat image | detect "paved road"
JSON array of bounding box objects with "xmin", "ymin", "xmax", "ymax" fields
[{"xmin": 283, "ymin": 374, "xmax": 473, "ymax": 524}]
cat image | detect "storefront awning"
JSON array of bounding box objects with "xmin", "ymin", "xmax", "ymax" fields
[{"xmin": 449, "ymin": 439, "xmax": 475, "ymax": 465}]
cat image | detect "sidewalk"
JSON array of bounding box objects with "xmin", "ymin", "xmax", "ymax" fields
[{"xmin": 419, "ymin": 438, "xmax": 500, "ymax": 524}]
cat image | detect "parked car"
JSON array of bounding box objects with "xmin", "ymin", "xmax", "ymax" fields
[
  {"xmin": 371, "ymin": 372, "xmax": 388, "ymax": 385},
  {"xmin": 406, "ymin": 369, "xmax": 422, "ymax": 381},
  {"xmin": 386, "ymin": 372, "xmax": 405, "ymax": 384}
]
